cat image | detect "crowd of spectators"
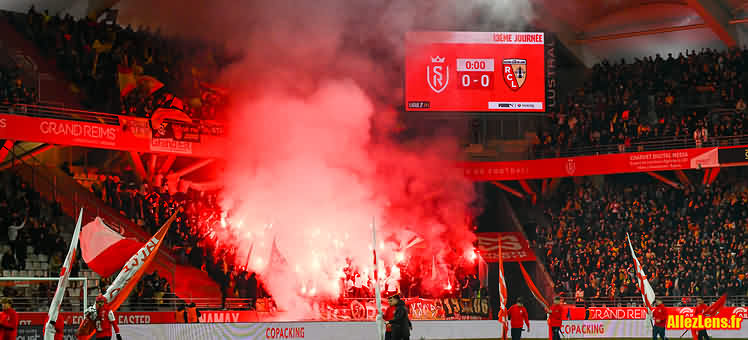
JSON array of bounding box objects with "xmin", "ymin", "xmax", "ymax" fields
[
  {"xmin": 529, "ymin": 169, "xmax": 748, "ymax": 306},
  {"xmin": 0, "ymin": 171, "xmax": 67, "ymax": 274},
  {"xmin": 0, "ymin": 57, "xmax": 36, "ymax": 105},
  {"xmin": 534, "ymin": 48, "xmax": 748, "ymax": 157},
  {"xmin": 82, "ymin": 171, "xmax": 266, "ymax": 303},
  {"xmin": 11, "ymin": 6, "xmax": 230, "ymax": 119},
  {"xmin": 0, "ymin": 167, "xmax": 176, "ymax": 310}
]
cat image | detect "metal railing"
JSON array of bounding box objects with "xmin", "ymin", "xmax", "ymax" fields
[
  {"xmin": 563, "ymin": 296, "xmax": 748, "ymax": 308},
  {"xmin": 0, "ymin": 103, "xmax": 226, "ymax": 132},
  {"xmin": 5, "ymin": 297, "xmax": 256, "ymax": 312},
  {"xmin": 0, "ymin": 103, "xmax": 121, "ymax": 124}
]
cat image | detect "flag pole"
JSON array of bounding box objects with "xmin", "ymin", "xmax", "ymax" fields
[
  {"xmin": 372, "ymin": 217, "xmax": 385, "ymax": 340},
  {"xmin": 44, "ymin": 208, "xmax": 83, "ymax": 340}
]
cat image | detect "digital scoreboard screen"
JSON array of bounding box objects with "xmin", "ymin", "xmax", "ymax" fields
[{"xmin": 405, "ymin": 31, "xmax": 546, "ymax": 112}]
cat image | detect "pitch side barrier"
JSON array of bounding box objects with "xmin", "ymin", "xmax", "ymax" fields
[
  {"xmin": 110, "ymin": 320, "xmax": 743, "ymax": 339},
  {"xmin": 15, "ymin": 321, "xmax": 748, "ymax": 339}
]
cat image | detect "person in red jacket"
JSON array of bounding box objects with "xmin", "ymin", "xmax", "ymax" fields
[
  {"xmin": 44, "ymin": 306, "xmax": 66, "ymax": 340},
  {"xmin": 384, "ymin": 295, "xmax": 397, "ymax": 340},
  {"xmin": 694, "ymin": 298, "xmax": 709, "ymax": 340},
  {"xmin": 546, "ymin": 296, "xmax": 563, "ymax": 340},
  {"xmin": 652, "ymin": 300, "xmax": 668, "ymax": 340},
  {"xmin": 94, "ymin": 295, "xmax": 122, "ymax": 340},
  {"xmin": 507, "ymin": 297, "xmax": 530, "ymax": 340},
  {"xmin": 0, "ymin": 298, "xmax": 18, "ymax": 340}
]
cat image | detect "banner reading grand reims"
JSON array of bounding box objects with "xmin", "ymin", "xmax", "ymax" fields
[
  {"xmin": 0, "ymin": 113, "xmax": 225, "ymax": 158},
  {"xmin": 405, "ymin": 32, "xmax": 546, "ymax": 112}
]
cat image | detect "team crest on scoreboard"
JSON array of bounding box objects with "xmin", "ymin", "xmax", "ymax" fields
[
  {"xmin": 427, "ymin": 56, "xmax": 449, "ymax": 93},
  {"xmin": 502, "ymin": 59, "xmax": 527, "ymax": 91}
]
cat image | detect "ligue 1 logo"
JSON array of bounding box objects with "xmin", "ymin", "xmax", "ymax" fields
[
  {"xmin": 679, "ymin": 307, "xmax": 695, "ymax": 317},
  {"xmin": 503, "ymin": 58, "xmax": 527, "ymax": 91},
  {"xmin": 427, "ymin": 56, "xmax": 449, "ymax": 93},
  {"xmin": 565, "ymin": 159, "xmax": 576, "ymax": 176}
]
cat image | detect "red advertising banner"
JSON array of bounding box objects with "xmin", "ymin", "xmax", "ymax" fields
[
  {"xmin": 16, "ymin": 298, "xmax": 490, "ymax": 326},
  {"xmin": 476, "ymin": 232, "xmax": 536, "ymax": 262},
  {"xmin": 0, "ymin": 113, "xmax": 226, "ymax": 158},
  {"xmin": 16, "ymin": 305, "xmax": 746, "ymax": 325},
  {"xmin": 461, "ymin": 147, "xmax": 720, "ymax": 181},
  {"xmin": 563, "ymin": 306, "xmax": 748, "ymax": 320},
  {"xmin": 405, "ymin": 32, "xmax": 545, "ymax": 112}
]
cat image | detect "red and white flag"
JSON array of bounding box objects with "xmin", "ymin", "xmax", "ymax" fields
[
  {"xmin": 80, "ymin": 217, "xmax": 144, "ymax": 278},
  {"xmin": 103, "ymin": 213, "xmax": 176, "ymax": 310},
  {"xmin": 44, "ymin": 209, "xmax": 83, "ymax": 340},
  {"xmin": 626, "ymin": 233, "xmax": 655, "ymax": 312},
  {"xmin": 498, "ymin": 237, "xmax": 509, "ymax": 340},
  {"xmin": 518, "ymin": 262, "xmax": 549, "ymax": 309},
  {"xmin": 78, "ymin": 213, "xmax": 175, "ymax": 340}
]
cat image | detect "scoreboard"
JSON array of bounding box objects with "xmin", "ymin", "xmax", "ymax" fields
[{"xmin": 405, "ymin": 32, "xmax": 546, "ymax": 112}]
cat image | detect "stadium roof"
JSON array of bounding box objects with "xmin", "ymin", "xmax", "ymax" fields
[
  {"xmin": 3, "ymin": 0, "xmax": 748, "ymax": 65},
  {"xmin": 532, "ymin": 0, "xmax": 748, "ymax": 64}
]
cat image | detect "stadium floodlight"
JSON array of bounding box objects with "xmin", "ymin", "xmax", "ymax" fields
[{"xmin": 0, "ymin": 277, "xmax": 89, "ymax": 309}]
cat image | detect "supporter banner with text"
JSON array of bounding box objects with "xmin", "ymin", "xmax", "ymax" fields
[
  {"xmin": 461, "ymin": 147, "xmax": 720, "ymax": 180},
  {"xmin": 320, "ymin": 297, "xmax": 490, "ymax": 321},
  {"xmin": 152, "ymin": 120, "xmax": 201, "ymax": 142},
  {"xmin": 16, "ymin": 298, "xmax": 490, "ymax": 327},
  {"xmin": 476, "ymin": 232, "xmax": 536, "ymax": 262},
  {"xmin": 0, "ymin": 113, "xmax": 225, "ymax": 158}
]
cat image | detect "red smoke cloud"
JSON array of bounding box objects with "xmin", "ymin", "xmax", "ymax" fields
[
  {"xmin": 217, "ymin": 79, "xmax": 477, "ymax": 319},
  {"xmin": 114, "ymin": 0, "xmax": 535, "ymax": 319}
]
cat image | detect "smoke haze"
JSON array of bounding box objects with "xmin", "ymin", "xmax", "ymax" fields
[{"xmin": 116, "ymin": 0, "xmax": 535, "ymax": 319}]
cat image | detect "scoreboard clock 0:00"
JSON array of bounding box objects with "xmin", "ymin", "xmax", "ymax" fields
[
  {"xmin": 456, "ymin": 58, "xmax": 494, "ymax": 90},
  {"xmin": 718, "ymin": 147, "xmax": 748, "ymax": 164}
]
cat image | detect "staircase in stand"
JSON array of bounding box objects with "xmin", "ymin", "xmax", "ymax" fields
[{"xmin": 13, "ymin": 160, "xmax": 222, "ymax": 302}]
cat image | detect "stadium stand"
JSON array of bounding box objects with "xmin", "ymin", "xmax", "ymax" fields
[
  {"xmin": 527, "ymin": 168, "xmax": 748, "ymax": 306},
  {"xmin": 70, "ymin": 170, "xmax": 264, "ymax": 302},
  {"xmin": 0, "ymin": 3, "xmax": 745, "ymax": 328},
  {"xmin": 0, "ymin": 51, "xmax": 36, "ymax": 105},
  {"xmin": 6, "ymin": 6, "xmax": 230, "ymax": 118},
  {"xmin": 533, "ymin": 48, "xmax": 748, "ymax": 158},
  {"xmin": 0, "ymin": 168, "xmax": 175, "ymax": 312}
]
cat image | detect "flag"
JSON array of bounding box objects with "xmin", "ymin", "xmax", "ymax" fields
[
  {"xmin": 518, "ymin": 262, "xmax": 549, "ymax": 309},
  {"xmin": 243, "ymin": 243, "xmax": 254, "ymax": 270},
  {"xmin": 268, "ymin": 236, "xmax": 287, "ymax": 268},
  {"xmin": 101, "ymin": 212, "xmax": 176, "ymax": 311},
  {"xmin": 626, "ymin": 233, "xmax": 655, "ymax": 312},
  {"xmin": 689, "ymin": 294, "xmax": 728, "ymax": 340},
  {"xmin": 372, "ymin": 221, "xmax": 385, "ymax": 340},
  {"xmin": 44, "ymin": 209, "xmax": 83, "ymax": 340},
  {"xmin": 498, "ymin": 237, "xmax": 509, "ymax": 340},
  {"xmin": 478, "ymin": 254, "xmax": 488, "ymax": 288},
  {"xmin": 704, "ymin": 294, "xmax": 727, "ymax": 316},
  {"xmin": 117, "ymin": 64, "xmax": 136, "ymax": 97},
  {"xmin": 431, "ymin": 255, "xmax": 437, "ymax": 281},
  {"xmin": 80, "ymin": 217, "xmax": 145, "ymax": 278}
]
